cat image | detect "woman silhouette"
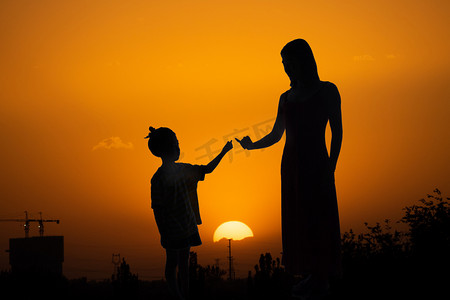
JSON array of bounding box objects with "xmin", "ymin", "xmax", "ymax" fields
[{"xmin": 236, "ymin": 39, "xmax": 342, "ymax": 298}]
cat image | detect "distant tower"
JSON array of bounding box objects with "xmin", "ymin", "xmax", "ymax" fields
[
  {"xmin": 112, "ymin": 253, "xmax": 121, "ymax": 276},
  {"xmin": 227, "ymin": 239, "xmax": 235, "ymax": 280}
]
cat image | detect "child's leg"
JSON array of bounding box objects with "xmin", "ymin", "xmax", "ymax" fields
[
  {"xmin": 177, "ymin": 247, "xmax": 191, "ymax": 299},
  {"xmin": 165, "ymin": 249, "xmax": 183, "ymax": 300}
]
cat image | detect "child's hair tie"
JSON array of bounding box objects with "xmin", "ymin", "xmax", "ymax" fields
[{"xmin": 145, "ymin": 126, "xmax": 156, "ymax": 139}]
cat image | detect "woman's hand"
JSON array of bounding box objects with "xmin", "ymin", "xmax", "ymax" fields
[{"xmin": 235, "ymin": 136, "xmax": 253, "ymax": 150}]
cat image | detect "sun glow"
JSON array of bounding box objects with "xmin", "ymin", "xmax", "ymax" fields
[{"xmin": 213, "ymin": 221, "xmax": 254, "ymax": 242}]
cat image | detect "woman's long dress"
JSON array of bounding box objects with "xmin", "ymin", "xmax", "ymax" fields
[{"xmin": 281, "ymin": 81, "xmax": 342, "ymax": 278}]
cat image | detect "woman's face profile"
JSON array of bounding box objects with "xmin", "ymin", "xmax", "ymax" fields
[{"xmin": 282, "ymin": 56, "xmax": 301, "ymax": 81}]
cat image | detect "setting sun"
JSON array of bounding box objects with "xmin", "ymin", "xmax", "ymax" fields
[{"xmin": 213, "ymin": 221, "xmax": 254, "ymax": 242}]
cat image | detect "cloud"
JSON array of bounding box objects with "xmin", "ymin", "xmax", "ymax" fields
[
  {"xmin": 353, "ymin": 54, "xmax": 375, "ymax": 62},
  {"xmin": 386, "ymin": 54, "xmax": 396, "ymax": 59},
  {"xmin": 92, "ymin": 137, "xmax": 134, "ymax": 151}
]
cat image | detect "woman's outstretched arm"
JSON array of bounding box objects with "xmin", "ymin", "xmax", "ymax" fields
[{"xmin": 235, "ymin": 93, "xmax": 287, "ymax": 150}]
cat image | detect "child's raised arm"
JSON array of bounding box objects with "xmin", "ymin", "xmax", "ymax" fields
[{"xmin": 204, "ymin": 141, "xmax": 233, "ymax": 174}]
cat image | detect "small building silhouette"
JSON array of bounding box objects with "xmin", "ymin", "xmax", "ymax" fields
[{"xmin": 9, "ymin": 236, "xmax": 64, "ymax": 275}]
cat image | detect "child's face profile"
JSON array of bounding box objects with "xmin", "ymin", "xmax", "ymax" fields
[{"xmin": 164, "ymin": 135, "xmax": 180, "ymax": 162}]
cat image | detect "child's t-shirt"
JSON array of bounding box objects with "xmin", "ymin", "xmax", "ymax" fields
[{"xmin": 151, "ymin": 163, "xmax": 206, "ymax": 243}]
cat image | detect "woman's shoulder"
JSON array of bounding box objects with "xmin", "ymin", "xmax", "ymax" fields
[
  {"xmin": 320, "ymin": 80, "xmax": 337, "ymax": 90},
  {"xmin": 318, "ymin": 81, "xmax": 340, "ymax": 100},
  {"xmin": 321, "ymin": 81, "xmax": 339, "ymax": 93},
  {"xmin": 320, "ymin": 81, "xmax": 341, "ymax": 108}
]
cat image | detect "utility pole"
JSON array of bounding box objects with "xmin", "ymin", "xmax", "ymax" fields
[{"xmin": 227, "ymin": 239, "xmax": 234, "ymax": 280}]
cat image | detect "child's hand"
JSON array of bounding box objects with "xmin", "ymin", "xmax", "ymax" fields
[{"xmin": 222, "ymin": 140, "xmax": 233, "ymax": 153}]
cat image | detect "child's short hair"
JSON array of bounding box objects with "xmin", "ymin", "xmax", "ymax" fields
[{"xmin": 145, "ymin": 126, "xmax": 177, "ymax": 158}]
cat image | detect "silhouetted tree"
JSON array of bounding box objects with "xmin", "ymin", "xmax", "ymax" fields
[
  {"xmin": 401, "ymin": 188, "xmax": 450, "ymax": 295},
  {"xmin": 341, "ymin": 219, "xmax": 409, "ymax": 264},
  {"xmin": 247, "ymin": 189, "xmax": 450, "ymax": 299},
  {"xmin": 401, "ymin": 188, "xmax": 450, "ymax": 259},
  {"xmin": 111, "ymin": 258, "xmax": 139, "ymax": 299},
  {"xmin": 248, "ymin": 253, "xmax": 291, "ymax": 299},
  {"xmin": 189, "ymin": 251, "xmax": 227, "ymax": 299},
  {"xmin": 339, "ymin": 188, "xmax": 450, "ymax": 299}
]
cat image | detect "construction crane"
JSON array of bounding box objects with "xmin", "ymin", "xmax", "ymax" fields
[{"xmin": 0, "ymin": 211, "xmax": 60, "ymax": 238}]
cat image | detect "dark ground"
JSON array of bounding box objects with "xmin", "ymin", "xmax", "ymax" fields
[
  {"xmin": 0, "ymin": 267, "xmax": 447, "ymax": 300},
  {"xmin": 1, "ymin": 189, "xmax": 449, "ymax": 300}
]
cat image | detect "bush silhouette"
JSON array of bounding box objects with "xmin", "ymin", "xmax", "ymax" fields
[
  {"xmin": 111, "ymin": 258, "xmax": 139, "ymax": 299},
  {"xmin": 339, "ymin": 188, "xmax": 449, "ymax": 299},
  {"xmin": 247, "ymin": 189, "xmax": 450, "ymax": 299},
  {"xmin": 401, "ymin": 188, "xmax": 450, "ymax": 259},
  {"xmin": 189, "ymin": 251, "xmax": 228, "ymax": 299},
  {"xmin": 247, "ymin": 253, "xmax": 292, "ymax": 299}
]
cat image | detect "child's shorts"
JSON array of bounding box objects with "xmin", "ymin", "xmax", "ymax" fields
[{"xmin": 161, "ymin": 231, "xmax": 202, "ymax": 249}]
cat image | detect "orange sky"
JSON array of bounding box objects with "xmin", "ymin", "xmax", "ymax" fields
[{"xmin": 1, "ymin": 0, "xmax": 449, "ymax": 280}]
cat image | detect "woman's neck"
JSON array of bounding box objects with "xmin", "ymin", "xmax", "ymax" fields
[
  {"xmin": 291, "ymin": 79, "xmax": 321, "ymax": 91},
  {"xmin": 161, "ymin": 159, "xmax": 176, "ymax": 167}
]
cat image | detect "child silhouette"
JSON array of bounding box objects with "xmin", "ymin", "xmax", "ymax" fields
[{"xmin": 146, "ymin": 126, "xmax": 232, "ymax": 300}]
